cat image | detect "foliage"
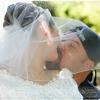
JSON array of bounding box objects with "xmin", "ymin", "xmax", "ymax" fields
[{"xmin": 33, "ymin": 1, "xmax": 100, "ymax": 34}]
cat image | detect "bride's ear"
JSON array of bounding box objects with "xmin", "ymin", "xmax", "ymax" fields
[
  {"xmin": 39, "ymin": 21, "xmax": 48, "ymax": 37},
  {"xmin": 39, "ymin": 21, "xmax": 53, "ymax": 45}
]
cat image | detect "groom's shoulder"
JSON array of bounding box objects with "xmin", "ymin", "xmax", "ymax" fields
[{"xmin": 79, "ymin": 80, "xmax": 100, "ymax": 100}]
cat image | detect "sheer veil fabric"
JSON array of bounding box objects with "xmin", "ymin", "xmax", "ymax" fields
[{"xmin": 0, "ymin": 1, "xmax": 83, "ymax": 100}]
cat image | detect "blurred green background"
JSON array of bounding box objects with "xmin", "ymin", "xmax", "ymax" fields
[
  {"xmin": 33, "ymin": 0, "xmax": 100, "ymax": 34},
  {"xmin": 32, "ymin": 0, "xmax": 100, "ymax": 85}
]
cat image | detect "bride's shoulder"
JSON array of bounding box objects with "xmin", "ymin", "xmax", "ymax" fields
[{"xmin": 58, "ymin": 68, "xmax": 73, "ymax": 79}]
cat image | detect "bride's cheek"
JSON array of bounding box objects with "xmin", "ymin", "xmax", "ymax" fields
[{"xmin": 46, "ymin": 47, "xmax": 58, "ymax": 61}]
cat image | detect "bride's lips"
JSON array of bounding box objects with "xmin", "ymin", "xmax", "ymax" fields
[{"xmin": 45, "ymin": 47, "xmax": 62, "ymax": 70}]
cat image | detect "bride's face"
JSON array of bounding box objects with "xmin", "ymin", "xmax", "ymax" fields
[
  {"xmin": 34, "ymin": 13, "xmax": 60, "ymax": 69},
  {"xmin": 45, "ymin": 24, "xmax": 59, "ymax": 62}
]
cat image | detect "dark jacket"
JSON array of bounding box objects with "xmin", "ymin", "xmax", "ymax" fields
[{"xmin": 79, "ymin": 72, "xmax": 100, "ymax": 100}]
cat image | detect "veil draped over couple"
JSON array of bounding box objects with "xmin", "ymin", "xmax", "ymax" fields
[{"xmin": 0, "ymin": 2, "xmax": 100, "ymax": 100}]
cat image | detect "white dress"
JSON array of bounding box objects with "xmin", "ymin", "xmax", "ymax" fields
[{"xmin": 0, "ymin": 68, "xmax": 83, "ymax": 100}]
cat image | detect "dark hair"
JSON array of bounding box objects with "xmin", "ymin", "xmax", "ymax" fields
[
  {"xmin": 3, "ymin": 2, "xmax": 42, "ymax": 27},
  {"xmin": 71, "ymin": 26, "xmax": 100, "ymax": 65}
]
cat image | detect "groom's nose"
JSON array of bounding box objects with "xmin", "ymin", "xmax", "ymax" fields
[{"xmin": 58, "ymin": 41, "xmax": 66, "ymax": 51}]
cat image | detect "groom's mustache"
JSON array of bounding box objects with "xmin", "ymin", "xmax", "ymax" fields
[{"xmin": 45, "ymin": 47, "xmax": 62, "ymax": 70}]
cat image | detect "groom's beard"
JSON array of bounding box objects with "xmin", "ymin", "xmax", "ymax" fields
[{"xmin": 45, "ymin": 47, "xmax": 62, "ymax": 70}]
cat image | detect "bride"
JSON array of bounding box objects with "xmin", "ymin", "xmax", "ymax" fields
[{"xmin": 0, "ymin": 2, "xmax": 83, "ymax": 100}]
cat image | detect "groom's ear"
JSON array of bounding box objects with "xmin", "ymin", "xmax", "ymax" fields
[{"xmin": 83, "ymin": 59, "xmax": 95, "ymax": 70}]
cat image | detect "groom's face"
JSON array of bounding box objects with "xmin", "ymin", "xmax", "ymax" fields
[
  {"xmin": 46, "ymin": 32, "xmax": 94, "ymax": 73},
  {"xmin": 59, "ymin": 36, "xmax": 89, "ymax": 73},
  {"xmin": 60, "ymin": 31, "xmax": 95, "ymax": 76}
]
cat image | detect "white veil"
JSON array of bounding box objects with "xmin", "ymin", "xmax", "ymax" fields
[
  {"xmin": 0, "ymin": 2, "xmax": 59, "ymax": 79},
  {"xmin": 0, "ymin": 1, "xmax": 99, "ymax": 79}
]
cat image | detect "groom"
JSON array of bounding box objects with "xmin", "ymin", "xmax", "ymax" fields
[
  {"xmin": 53, "ymin": 19, "xmax": 100, "ymax": 99},
  {"xmin": 4, "ymin": 2, "xmax": 100, "ymax": 100}
]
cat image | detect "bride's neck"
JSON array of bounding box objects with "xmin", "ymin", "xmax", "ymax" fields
[
  {"xmin": 27, "ymin": 46, "xmax": 59, "ymax": 85},
  {"xmin": 28, "ymin": 46, "xmax": 45, "ymax": 79}
]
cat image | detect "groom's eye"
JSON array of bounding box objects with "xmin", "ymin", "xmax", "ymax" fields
[{"xmin": 68, "ymin": 40, "xmax": 79, "ymax": 50}]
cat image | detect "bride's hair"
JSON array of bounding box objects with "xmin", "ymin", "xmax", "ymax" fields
[{"xmin": 3, "ymin": 2, "xmax": 43, "ymax": 27}]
